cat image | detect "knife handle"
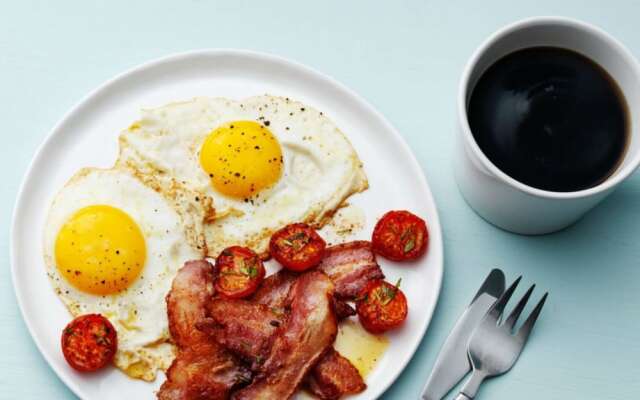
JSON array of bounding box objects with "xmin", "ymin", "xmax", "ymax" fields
[{"xmin": 454, "ymin": 394, "xmax": 472, "ymax": 400}]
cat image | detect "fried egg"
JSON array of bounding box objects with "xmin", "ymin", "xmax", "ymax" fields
[
  {"xmin": 117, "ymin": 95, "xmax": 368, "ymax": 256},
  {"xmin": 43, "ymin": 167, "xmax": 203, "ymax": 381}
]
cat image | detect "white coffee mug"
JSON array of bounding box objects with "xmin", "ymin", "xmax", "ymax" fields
[{"xmin": 454, "ymin": 16, "xmax": 640, "ymax": 234}]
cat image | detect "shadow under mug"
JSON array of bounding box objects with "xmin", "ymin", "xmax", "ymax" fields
[{"xmin": 454, "ymin": 16, "xmax": 640, "ymax": 235}]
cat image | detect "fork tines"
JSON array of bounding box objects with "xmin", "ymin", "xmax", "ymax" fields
[{"xmin": 490, "ymin": 276, "xmax": 548, "ymax": 342}]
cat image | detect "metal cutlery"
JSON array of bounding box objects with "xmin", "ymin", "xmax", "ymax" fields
[
  {"xmin": 454, "ymin": 277, "xmax": 548, "ymax": 400},
  {"xmin": 421, "ymin": 269, "xmax": 505, "ymax": 400}
]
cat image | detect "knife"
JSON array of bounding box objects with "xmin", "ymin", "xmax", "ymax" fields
[{"xmin": 421, "ymin": 269, "xmax": 505, "ymax": 400}]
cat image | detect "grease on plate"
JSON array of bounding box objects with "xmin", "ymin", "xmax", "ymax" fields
[{"xmin": 334, "ymin": 319, "xmax": 389, "ymax": 377}]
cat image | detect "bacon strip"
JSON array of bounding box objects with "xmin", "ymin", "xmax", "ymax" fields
[
  {"xmin": 332, "ymin": 298, "xmax": 356, "ymax": 320},
  {"xmin": 159, "ymin": 342, "xmax": 251, "ymax": 400},
  {"xmin": 232, "ymin": 272, "xmax": 337, "ymax": 400},
  {"xmin": 165, "ymin": 260, "xmax": 215, "ymax": 348},
  {"xmin": 158, "ymin": 260, "xmax": 250, "ymax": 400},
  {"xmin": 200, "ymin": 269, "xmax": 364, "ymax": 397},
  {"xmin": 318, "ymin": 241, "xmax": 384, "ymax": 299},
  {"xmin": 252, "ymin": 270, "xmax": 356, "ymax": 319},
  {"xmin": 251, "ymin": 269, "xmax": 297, "ymax": 312},
  {"xmin": 306, "ymin": 349, "xmax": 367, "ymax": 400},
  {"xmin": 199, "ymin": 299, "xmax": 280, "ymax": 370},
  {"xmin": 201, "ymin": 272, "xmax": 365, "ymax": 399}
]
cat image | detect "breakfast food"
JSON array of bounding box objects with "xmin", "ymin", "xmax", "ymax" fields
[
  {"xmin": 306, "ymin": 349, "xmax": 367, "ymax": 399},
  {"xmin": 159, "ymin": 260, "xmax": 250, "ymax": 399},
  {"xmin": 318, "ymin": 241, "xmax": 385, "ymax": 299},
  {"xmin": 214, "ymin": 246, "xmax": 266, "ymax": 299},
  {"xmin": 269, "ymin": 223, "xmax": 326, "ymax": 271},
  {"xmin": 117, "ymin": 95, "xmax": 368, "ymax": 256},
  {"xmin": 372, "ymin": 210, "xmax": 429, "ymax": 261},
  {"xmin": 42, "ymin": 91, "xmax": 430, "ymax": 398},
  {"xmin": 184, "ymin": 264, "xmax": 366, "ymax": 399},
  {"xmin": 44, "ymin": 167, "xmax": 203, "ymax": 380},
  {"xmin": 187, "ymin": 265, "xmax": 367, "ymax": 399},
  {"xmin": 159, "ymin": 211, "xmax": 425, "ymax": 399},
  {"xmin": 159, "ymin": 260, "xmax": 365, "ymax": 400},
  {"xmin": 233, "ymin": 271, "xmax": 338, "ymax": 399},
  {"xmin": 356, "ymin": 279, "xmax": 408, "ymax": 334},
  {"xmin": 61, "ymin": 314, "xmax": 117, "ymax": 372}
]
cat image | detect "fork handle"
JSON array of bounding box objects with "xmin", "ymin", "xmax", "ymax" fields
[{"xmin": 456, "ymin": 369, "xmax": 487, "ymax": 399}]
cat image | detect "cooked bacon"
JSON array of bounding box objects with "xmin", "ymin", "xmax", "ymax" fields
[
  {"xmin": 332, "ymin": 298, "xmax": 356, "ymax": 320},
  {"xmin": 206, "ymin": 269, "xmax": 362, "ymax": 399},
  {"xmin": 318, "ymin": 241, "xmax": 384, "ymax": 300},
  {"xmin": 232, "ymin": 272, "xmax": 337, "ymax": 400},
  {"xmin": 253, "ymin": 269, "xmax": 355, "ymax": 320},
  {"xmin": 306, "ymin": 349, "xmax": 366, "ymax": 400},
  {"xmin": 165, "ymin": 260, "xmax": 215, "ymax": 348},
  {"xmin": 159, "ymin": 342, "xmax": 251, "ymax": 400},
  {"xmin": 251, "ymin": 269, "xmax": 297, "ymax": 311},
  {"xmin": 158, "ymin": 260, "xmax": 250, "ymax": 400},
  {"xmin": 200, "ymin": 299, "xmax": 352, "ymax": 371},
  {"xmin": 198, "ymin": 299, "xmax": 281, "ymax": 370},
  {"xmin": 199, "ymin": 299, "xmax": 364, "ymax": 397}
]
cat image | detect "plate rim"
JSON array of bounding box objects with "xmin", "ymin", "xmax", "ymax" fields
[{"xmin": 10, "ymin": 48, "xmax": 443, "ymax": 399}]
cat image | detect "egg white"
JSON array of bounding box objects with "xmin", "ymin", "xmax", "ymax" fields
[
  {"xmin": 43, "ymin": 167, "xmax": 203, "ymax": 381},
  {"xmin": 117, "ymin": 95, "xmax": 368, "ymax": 256}
]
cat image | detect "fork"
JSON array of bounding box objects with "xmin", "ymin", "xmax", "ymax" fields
[{"xmin": 454, "ymin": 277, "xmax": 548, "ymax": 400}]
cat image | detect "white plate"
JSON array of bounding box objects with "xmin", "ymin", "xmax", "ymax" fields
[{"xmin": 11, "ymin": 49, "xmax": 443, "ymax": 399}]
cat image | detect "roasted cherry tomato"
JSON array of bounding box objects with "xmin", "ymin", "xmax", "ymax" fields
[
  {"xmin": 356, "ymin": 279, "xmax": 408, "ymax": 334},
  {"xmin": 372, "ymin": 210, "xmax": 428, "ymax": 261},
  {"xmin": 269, "ymin": 223, "xmax": 326, "ymax": 272},
  {"xmin": 61, "ymin": 314, "xmax": 117, "ymax": 372},
  {"xmin": 215, "ymin": 246, "xmax": 266, "ymax": 299}
]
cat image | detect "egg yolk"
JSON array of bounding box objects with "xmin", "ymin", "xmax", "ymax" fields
[
  {"xmin": 199, "ymin": 121, "xmax": 283, "ymax": 198},
  {"xmin": 55, "ymin": 205, "xmax": 146, "ymax": 295}
]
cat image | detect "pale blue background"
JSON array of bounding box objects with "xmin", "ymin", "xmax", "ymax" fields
[{"xmin": 3, "ymin": 1, "xmax": 640, "ymax": 399}]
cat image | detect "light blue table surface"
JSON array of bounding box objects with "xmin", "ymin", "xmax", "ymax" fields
[{"xmin": 3, "ymin": 1, "xmax": 640, "ymax": 399}]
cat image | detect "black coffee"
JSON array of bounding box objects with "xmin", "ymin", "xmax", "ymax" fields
[{"xmin": 468, "ymin": 47, "xmax": 629, "ymax": 192}]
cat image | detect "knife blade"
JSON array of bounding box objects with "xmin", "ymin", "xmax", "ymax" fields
[{"xmin": 421, "ymin": 269, "xmax": 505, "ymax": 400}]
